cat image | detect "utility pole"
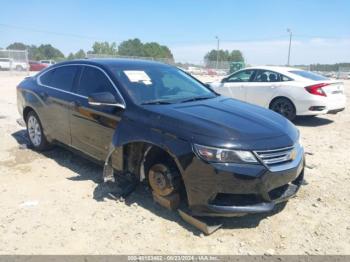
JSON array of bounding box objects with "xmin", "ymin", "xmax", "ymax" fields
[
  {"xmin": 287, "ymin": 28, "xmax": 292, "ymax": 66},
  {"xmin": 215, "ymin": 36, "xmax": 220, "ymax": 69}
]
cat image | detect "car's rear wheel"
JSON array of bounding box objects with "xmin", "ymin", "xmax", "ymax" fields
[
  {"xmin": 26, "ymin": 111, "xmax": 50, "ymax": 151},
  {"xmin": 270, "ymin": 98, "xmax": 296, "ymax": 121}
]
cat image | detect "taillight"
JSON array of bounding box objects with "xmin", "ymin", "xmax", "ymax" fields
[{"xmin": 305, "ymin": 83, "xmax": 329, "ymax": 97}]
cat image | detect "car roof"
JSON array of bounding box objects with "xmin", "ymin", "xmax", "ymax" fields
[
  {"xmin": 244, "ymin": 65, "xmax": 303, "ymax": 74},
  {"xmin": 57, "ymin": 58, "xmax": 171, "ymax": 68}
]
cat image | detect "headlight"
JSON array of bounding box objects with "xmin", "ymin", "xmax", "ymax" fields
[
  {"xmin": 298, "ymin": 131, "xmax": 303, "ymax": 148},
  {"xmin": 193, "ymin": 144, "xmax": 258, "ymax": 163}
]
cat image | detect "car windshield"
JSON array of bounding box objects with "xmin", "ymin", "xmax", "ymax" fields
[
  {"xmin": 109, "ymin": 65, "xmax": 216, "ymax": 104},
  {"xmin": 289, "ymin": 70, "xmax": 329, "ymax": 81}
]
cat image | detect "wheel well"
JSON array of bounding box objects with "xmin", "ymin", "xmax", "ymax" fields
[
  {"xmin": 123, "ymin": 142, "xmax": 181, "ymax": 182},
  {"xmin": 269, "ymin": 96, "xmax": 296, "ymax": 111},
  {"xmin": 23, "ymin": 106, "xmax": 35, "ymax": 122}
]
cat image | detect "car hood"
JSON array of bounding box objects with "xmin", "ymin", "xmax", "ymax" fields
[{"xmin": 140, "ymin": 97, "xmax": 299, "ymax": 150}]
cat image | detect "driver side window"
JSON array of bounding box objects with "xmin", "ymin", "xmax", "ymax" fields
[
  {"xmin": 226, "ymin": 70, "xmax": 255, "ymax": 82},
  {"xmin": 76, "ymin": 66, "xmax": 115, "ymax": 96}
]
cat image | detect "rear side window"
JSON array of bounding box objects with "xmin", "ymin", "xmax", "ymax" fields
[
  {"xmin": 51, "ymin": 66, "xmax": 77, "ymax": 91},
  {"xmin": 253, "ymin": 70, "xmax": 293, "ymax": 82},
  {"xmin": 76, "ymin": 66, "xmax": 114, "ymax": 96},
  {"xmin": 40, "ymin": 66, "xmax": 78, "ymax": 91},
  {"xmin": 281, "ymin": 75, "xmax": 293, "ymax": 81},
  {"xmin": 39, "ymin": 70, "xmax": 55, "ymax": 86},
  {"xmin": 289, "ymin": 70, "xmax": 328, "ymax": 81}
]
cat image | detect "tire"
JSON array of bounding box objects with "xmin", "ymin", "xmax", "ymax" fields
[
  {"xmin": 16, "ymin": 65, "xmax": 24, "ymax": 71},
  {"xmin": 147, "ymin": 163, "xmax": 180, "ymax": 197},
  {"xmin": 270, "ymin": 97, "xmax": 296, "ymax": 121},
  {"xmin": 25, "ymin": 111, "xmax": 50, "ymax": 151}
]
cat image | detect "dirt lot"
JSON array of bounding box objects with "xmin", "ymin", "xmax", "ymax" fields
[{"xmin": 0, "ymin": 72, "xmax": 349, "ymax": 255}]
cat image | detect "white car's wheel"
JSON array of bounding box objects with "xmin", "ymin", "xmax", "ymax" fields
[{"xmin": 270, "ymin": 98, "xmax": 296, "ymax": 121}]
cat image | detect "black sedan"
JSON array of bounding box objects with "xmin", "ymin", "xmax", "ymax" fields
[{"xmin": 17, "ymin": 59, "xmax": 305, "ymax": 217}]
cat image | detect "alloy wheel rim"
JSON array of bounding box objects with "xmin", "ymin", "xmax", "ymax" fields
[
  {"xmin": 273, "ymin": 102, "xmax": 293, "ymax": 118},
  {"xmin": 27, "ymin": 116, "xmax": 42, "ymax": 146}
]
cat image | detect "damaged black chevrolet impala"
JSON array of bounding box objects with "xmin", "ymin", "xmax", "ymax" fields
[{"xmin": 17, "ymin": 59, "xmax": 305, "ymax": 217}]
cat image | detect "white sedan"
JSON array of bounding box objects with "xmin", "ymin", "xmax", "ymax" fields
[{"xmin": 210, "ymin": 66, "xmax": 346, "ymax": 121}]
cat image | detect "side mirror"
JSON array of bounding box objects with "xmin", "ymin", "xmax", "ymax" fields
[
  {"xmin": 88, "ymin": 92, "xmax": 125, "ymax": 109},
  {"xmin": 221, "ymin": 77, "xmax": 227, "ymax": 83}
]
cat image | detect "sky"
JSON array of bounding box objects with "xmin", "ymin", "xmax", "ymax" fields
[{"xmin": 0, "ymin": 0, "xmax": 349, "ymax": 65}]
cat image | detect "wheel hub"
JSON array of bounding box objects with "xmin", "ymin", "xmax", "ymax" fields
[
  {"xmin": 148, "ymin": 164, "xmax": 177, "ymax": 197},
  {"xmin": 154, "ymin": 172, "xmax": 167, "ymax": 189},
  {"xmin": 27, "ymin": 115, "xmax": 42, "ymax": 146}
]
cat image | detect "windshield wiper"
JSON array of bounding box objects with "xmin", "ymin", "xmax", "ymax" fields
[
  {"xmin": 179, "ymin": 96, "xmax": 215, "ymax": 103},
  {"xmin": 141, "ymin": 100, "xmax": 173, "ymax": 105}
]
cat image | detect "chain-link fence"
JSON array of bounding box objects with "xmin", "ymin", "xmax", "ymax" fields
[
  {"xmin": 85, "ymin": 53, "xmax": 232, "ymax": 79},
  {"xmin": 337, "ymin": 67, "xmax": 350, "ymax": 79},
  {"xmin": 0, "ymin": 49, "xmax": 29, "ymax": 74}
]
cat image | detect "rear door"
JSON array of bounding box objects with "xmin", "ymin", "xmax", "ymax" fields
[
  {"xmin": 69, "ymin": 65, "xmax": 124, "ymax": 166},
  {"xmin": 37, "ymin": 65, "xmax": 79, "ymax": 145},
  {"xmin": 217, "ymin": 69, "xmax": 255, "ymax": 101}
]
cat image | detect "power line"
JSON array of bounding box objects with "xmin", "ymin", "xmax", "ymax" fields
[
  {"xmin": 0, "ymin": 23, "xmax": 100, "ymax": 40},
  {"xmin": 1, "ymin": 23, "xmax": 348, "ymax": 45}
]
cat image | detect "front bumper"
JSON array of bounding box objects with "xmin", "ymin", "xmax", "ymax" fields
[{"xmin": 183, "ymin": 145, "xmax": 305, "ymax": 217}]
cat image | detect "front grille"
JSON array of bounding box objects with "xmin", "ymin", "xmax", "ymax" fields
[{"xmin": 254, "ymin": 146, "xmax": 295, "ymax": 166}]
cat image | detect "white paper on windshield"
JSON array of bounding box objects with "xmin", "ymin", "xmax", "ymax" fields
[{"xmin": 124, "ymin": 70, "xmax": 152, "ymax": 85}]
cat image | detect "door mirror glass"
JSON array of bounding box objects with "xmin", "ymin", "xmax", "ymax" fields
[
  {"xmin": 221, "ymin": 77, "xmax": 228, "ymax": 83},
  {"xmin": 88, "ymin": 91, "xmax": 125, "ymax": 109}
]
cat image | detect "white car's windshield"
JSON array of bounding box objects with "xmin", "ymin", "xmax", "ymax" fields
[
  {"xmin": 289, "ymin": 70, "xmax": 329, "ymax": 81},
  {"xmin": 110, "ymin": 65, "xmax": 216, "ymax": 105}
]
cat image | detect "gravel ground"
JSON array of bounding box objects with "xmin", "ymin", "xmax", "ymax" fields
[{"xmin": 0, "ymin": 72, "xmax": 349, "ymax": 254}]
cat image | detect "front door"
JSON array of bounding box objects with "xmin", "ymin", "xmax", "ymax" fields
[
  {"xmin": 69, "ymin": 65, "xmax": 124, "ymax": 166},
  {"xmin": 219, "ymin": 69, "xmax": 256, "ymax": 101}
]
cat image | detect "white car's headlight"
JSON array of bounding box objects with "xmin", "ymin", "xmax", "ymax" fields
[{"xmin": 193, "ymin": 144, "xmax": 258, "ymax": 164}]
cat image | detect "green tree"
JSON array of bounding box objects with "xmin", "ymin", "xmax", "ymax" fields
[
  {"xmin": 118, "ymin": 38, "xmax": 145, "ymax": 57},
  {"xmin": 143, "ymin": 42, "xmax": 173, "ymax": 59},
  {"xmin": 27, "ymin": 45, "xmax": 41, "ymax": 60},
  {"xmin": 7, "ymin": 42, "xmax": 27, "ymax": 50},
  {"xmin": 36, "ymin": 44, "xmax": 64, "ymax": 60},
  {"xmin": 118, "ymin": 38, "xmax": 174, "ymax": 60},
  {"xmin": 229, "ymin": 50, "xmax": 244, "ymax": 62},
  {"xmin": 6, "ymin": 42, "xmax": 64, "ymax": 60},
  {"xmin": 67, "ymin": 49, "xmax": 86, "ymax": 60},
  {"xmin": 67, "ymin": 53, "xmax": 75, "ymax": 60},
  {"xmin": 74, "ymin": 49, "xmax": 86, "ymax": 59},
  {"xmin": 204, "ymin": 49, "xmax": 244, "ymax": 65},
  {"xmin": 90, "ymin": 41, "xmax": 117, "ymax": 55}
]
